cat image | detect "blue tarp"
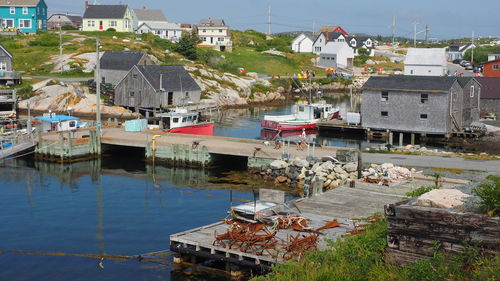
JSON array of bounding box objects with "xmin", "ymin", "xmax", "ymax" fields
[{"xmin": 35, "ymin": 115, "xmax": 79, "ymax": 122}]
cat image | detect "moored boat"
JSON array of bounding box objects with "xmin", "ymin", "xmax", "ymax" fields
[
  {"xmin": 155, "ymin": 108, "xmax": 214, "ymax": 136},
  {"xmin": 261, "ymin": 102, "xmax": 339, "ymax": 131}
]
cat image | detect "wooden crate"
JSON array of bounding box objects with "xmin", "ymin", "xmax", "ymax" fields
[{"xmin": 384, "ymin": 200, "xmax": 500, "ymax": 265}]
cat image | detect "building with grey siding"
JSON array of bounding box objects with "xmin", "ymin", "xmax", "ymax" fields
[
  {"xmin": 114, "ymin": 65, "xmax": 201, "ymax": 110},
  {"xmin": 476, "ymin": 77, "xmax": 500, "ymax": 115},
  {"xmin": 99, "ymin": 51, "xmax": 154, "ymax": 86},
  {"xmin": 361, "ymin": 76, "xmax": 480, "ymax": 135},
  {"xmin": 0, "ymin": 44, "xmax": 20, "ymax": 85}
]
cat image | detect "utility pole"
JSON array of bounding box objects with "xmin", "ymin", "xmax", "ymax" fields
[
  {"xmin": 267, "ymin": 5, "xmax": 271, "ymax": 35},
  {"xmin": 425, "ymin": 24, "xmax": 430, "ymax": 42},
  {"xmin": 392, "ymin": 15, "xmax": 396, "ymax": 44},
  {"xmin": 312, "ymin": 21, "xmax": 315, "ymax": 35},
  {"xmin": 59, "ymin": 24, "xmax": 63, "ymax": 73},
  {"xmin": 412, "ymin": 22, "xmax": 419, "ymax": 47},
  {"xmin": 95, "ymin": 37, "xmax": 101, "ymax": 135},
  {"xmin": 471, "ymin": 31, "xmax": 475, "ymax": 65}
]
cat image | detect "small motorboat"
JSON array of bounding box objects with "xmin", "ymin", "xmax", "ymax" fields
[
  {"xmin": 155, "ymin": 108, "xmax": 214, "ymax": 136},
  {"xmin": 261, "ymin": 102, "xmax": 339, "ymax": 131}
]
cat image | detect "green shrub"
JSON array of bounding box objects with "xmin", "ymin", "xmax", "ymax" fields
[
  {"xmin": 406, "ymin": 185, "xmax": 439, "ymax": 197},
  {"xmin": 16, "ymin": 85, "xmax": 34, "ymax": 99},
  {"xmin": 251, "ymin": 83, "xmax": 271, "ymax": 94},
  {"xmin": 354, "ymin": 55, "xmax": 371, "ymax": 66},
  {"xmin": 29, "ymin": 33, "xmax": 59, "ymax": 47},
  {"xmin": 61, "ymin": 25, "xmax": 78, "ymax": 30},
  {"xmin": 106, "ymin": 28, "xmax": 116, "ymax": 32},
  {"xmin": 473, "ymin": 175, "xmax": 500, "ymax": 216},
  {"xmin": 151, "ymin": 37, "xmax": 176, "ymax": 51}
]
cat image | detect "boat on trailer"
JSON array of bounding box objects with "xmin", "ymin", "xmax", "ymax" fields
[
  {"xmin": 261, "ymin": 102, "xmax": 339, "ymax": 131},
  {"xmin": 155, "ymin": 108, "xmax": 214, "ymax": 136}
]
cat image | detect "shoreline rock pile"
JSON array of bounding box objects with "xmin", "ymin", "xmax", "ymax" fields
[
  {"xmin": 257, "ymin": 158, "xmax": 360, "ymax": 191},
  {"xmin": 256, "ymin": 158, "xmax": 419, "ymax": 191}
]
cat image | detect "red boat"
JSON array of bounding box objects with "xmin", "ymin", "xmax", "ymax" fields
[
  {"xmin": 156, "ymin": 109, "xmax": 214, "ymax": 136},
  {"xmin": 261, "ymin": 102, "xmax": 339, "ymax": 131}
]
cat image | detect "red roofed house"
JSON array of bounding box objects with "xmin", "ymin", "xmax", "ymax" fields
[
  {"xmin": 319, "ymin": 26, "xmax": 349, "ymax": 39},
  {"xmin": 476, "ymin": 77, "xmax": 500, "ymax": 115},
  {"xmin": 482, "ymin": 59, "xmax": 500, "ymax": 77}
]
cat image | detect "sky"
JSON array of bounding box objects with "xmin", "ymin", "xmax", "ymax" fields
[{"xmin": 46, "ymin": 0, "xmax": 500, "ymax": 40}]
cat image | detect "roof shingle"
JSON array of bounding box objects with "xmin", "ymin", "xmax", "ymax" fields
[
  {"xmin": 136, "ymin": 65, "xmax": 201, "ymax": 92},
  {"xmin": 83, "ymin": 5, "xmax": 128, "ymax": 19},
  {"xmin": 363, "ymin": 76, "xmax": 458, "ymax": 92},
  {"xmin": 476, "ymin": 77, "xmax": 500, "ymax": 99},
  {"xmin": 133, "ymin": 9, "xmax": 167, "ymax": 22},
  {"xmin": 100, "ymin": 51, "xmax": 146, "ymax": 71},
  {"xmin": 0, "ymin": 0, "xmax": 40, "ymax": 6}
]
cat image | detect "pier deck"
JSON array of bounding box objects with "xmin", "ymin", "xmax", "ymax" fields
[
  {"xmin": 169, "ymin": 179, "xmax": 452, "ymax": 269},
  {"xmin": 99, "ymin": 127, "xmax": 348, "ymax": 160}
]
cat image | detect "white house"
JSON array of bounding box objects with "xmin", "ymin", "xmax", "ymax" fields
[
  {"xmin": 404, "ymin": 48, "xmax": 448, "ymax": 76},
  {"xmin": 136, "ymin": 21, "xmax": 183, "ymax": 42},
  {"xmin": 318, "ymin": 42, "xmax": 355, "ymax": 69},
  {"xmin": 291, "ymin": 33, "xmax": 316, "ymax": 53},
  {"xmin": 195, "ymin": 18, "xmax": 232, "ymax": 52},
  {"xmin": 347, "ymin": 36, "xmax": 375, "ymax": 56},
  {"xmin": 312, "ymin": 33, "xmax": 327, "ymax": 55},
  {"xmin": 487, "ymin": 54, "xmax": 500, "ymax": 62}
]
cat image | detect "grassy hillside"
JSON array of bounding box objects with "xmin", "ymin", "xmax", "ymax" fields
[{"xmin": 0, "ymin": 29, "xmax": 318, "ymax": 78}]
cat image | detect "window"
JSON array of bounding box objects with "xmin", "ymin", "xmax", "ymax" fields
[
  {"xmin": 326, "ymin": 57, "xmax": 330, "ymax": 60},
  {"xmin": 109, "ymin": 20, "xmax": 117, "ymax": 27},
  {"xmin": 493, "ymin": 64, "xmax": 499, "ymax": 70},
  {"xmin": 0, "ymin": 62, "xmax": 7, "ymax": 71},
  {"xmin": 470, "ymin": 86, "xmax": 474, "ymax": 97},
  {"xmin": 185, "ymin": 92, "xmax": 189, "ymax": 97},
  {"xmin": 69, "ymin": 121, "xmax": 76, "ymax": 128},
  {"xmin": 125, "ymin": 20, "xmax": 130, "ymax": 29},
  {"xmin": 381, "ymin": 111, "xmax": 388, "ymax": 117},
  {"xmin": 218, "ymin": 37, "xmax": 224, "ymax": 41},
  {"xmin": 19, "ymin": 19, "xmax": 31, "ymax": 28},
  {"xmin": 132, "ymin": 74, "xmax": 138, "ymax": 79},
  {"xmin": 410, "ymin": 70, "xmax": 414, "ymax": 75},
  {"xmin": 22, "ymin": 7, "xmax": 28, "ymax": 15},
  {"xmin": 130, "ymin": 91, "xmax": 135, "ymax": 97},
  {"xmin": 219, "ymin": 29, "xmax": 222, "ymax": 33},
  {"xmin": 421, "ymin": 94, "xmax": 428, "ymax": 103},
  {"xmin": 9, "ymin": 7, "xmax": 15, "ymax": 14},
  {"xmin": 173, "ymin": 117, "xmax": 179, "ymax": 123},
  {"xmin": 202, "ymin": 29, "xmax": 206, "ymax": 33},
  {"xmin": 200, "ymin": 37, "xmax": 206, "ymax": 41},
  {"xmin": 420, "ymin": 114, "xmax": 428, "ymax": 120},
  {"xmin": 299, "ymin": 106, "xmax": 305, "ymax": 112},
  {"xmin": 88, "ymin": 20, "xmax": 95, "ymax": 27},
  {"xmin": 4, "ymin": 19, "xmax": 14, "ymax": 28},
  {"xmin": 381, "ymin": 91, "xmax": 388, "ymax": 101}
]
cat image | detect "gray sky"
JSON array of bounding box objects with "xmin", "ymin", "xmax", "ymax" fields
[{"xmin": 47, "ymin": 0, "xmax": 500, "ymax": 39}]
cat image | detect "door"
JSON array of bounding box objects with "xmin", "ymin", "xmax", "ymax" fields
[
  {"xmin": 167, "ymin": 92, "xmax": 173, "ymax": 105},
  {"xmin": 210, "ymin": 37, "xmax": 213, "ymax": 44},
  {"xmin": 99, "ymin": 21, "xmax": 103, "ymax": 30}
]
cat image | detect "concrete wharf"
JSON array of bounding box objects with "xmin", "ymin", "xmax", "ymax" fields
[
  {"xmin": 39, "ymin": 127, "xmax": 357, "ymax": 166},
  {"xmin": 169, "ymin": 178, "xmax": 461, "ymax": 271}
]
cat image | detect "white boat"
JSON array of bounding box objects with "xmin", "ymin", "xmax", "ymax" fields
[{"xmin": 261, "ymin": 102, "xmax": 339, "ymax": 131}]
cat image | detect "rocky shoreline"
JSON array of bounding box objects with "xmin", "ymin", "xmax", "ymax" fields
[{"xmin": 254, "ymin": 157, "xmax": 417, "ymax": 193}]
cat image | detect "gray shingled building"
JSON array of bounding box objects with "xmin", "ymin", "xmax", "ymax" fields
[
  {"xmin": 114, "ymin": 65, "xmax": 201, "ymax": 109},
  {"xmin": 476, "ymin": 77, "xmax": 500, "ymax": 115},
  {"xmin": 361, "ymin": 76, "xmax": 480, "ymax": 135},
  {"xmin": 99, "ymin": 50, "xmax": 154, "ymax": 86}
]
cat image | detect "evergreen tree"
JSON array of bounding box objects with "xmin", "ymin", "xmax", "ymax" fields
[{"xmin": 175, "ymin": 33, "xmax": 199, "ymax": 60}]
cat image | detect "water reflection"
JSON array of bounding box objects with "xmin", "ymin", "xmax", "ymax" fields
[{"xmin": 0, "ymin": 157, "xmax": 274, "ymax": 281}]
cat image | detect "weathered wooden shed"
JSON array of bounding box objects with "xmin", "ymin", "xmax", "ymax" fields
[
  {"xmin": 361, "ymin": 76, "xmax": 481, "ymax": 135},
  {"xmin": 99, "ymin": 50, "xmax": 154, "ymax": 86},
  {"xmin": 0, "ymin": 44, "xmax": 21, "ymax": 85},
  {"xmin": 114, "ymin": 65, "xmax": 201, "ymax": 110}
]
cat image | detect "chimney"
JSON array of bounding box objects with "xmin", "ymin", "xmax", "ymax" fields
[{"xmin": 85, "ymin": 0, "xmax": 89, "ymax": 9}]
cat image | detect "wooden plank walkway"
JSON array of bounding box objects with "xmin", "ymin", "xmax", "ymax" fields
[{"xmin": 169, "ymin": 179, "xmax": 451, "ymax": 268}]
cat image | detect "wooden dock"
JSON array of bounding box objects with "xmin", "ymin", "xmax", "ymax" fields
[
  {"xmin": 317, "ymin": 120, "xmax": 366, "ymax": 135},
  {"xmin": 169, "ymin": 178, "xmax": 455, "ymax": 270}
]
